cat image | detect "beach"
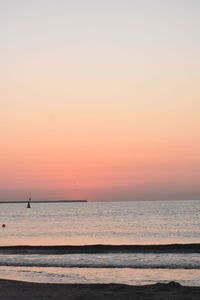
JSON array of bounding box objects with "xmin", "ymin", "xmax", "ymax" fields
[
  {"xmin": 2, "ymin": 0, "xmax": 200, "ymax": 297},
  {"xmin": 0, "ymin": 279, "xmax": 199, "ymax": 300}
]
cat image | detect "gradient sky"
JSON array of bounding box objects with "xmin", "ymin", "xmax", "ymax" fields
[{"xmin": 1, "ymin": 0, "xmax": 200, "ymax": 201}]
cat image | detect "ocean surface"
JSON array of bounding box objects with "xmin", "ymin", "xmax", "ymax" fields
[{"xmin": 0, "ymin": 200, "xmax": 199, "ymax": 285}]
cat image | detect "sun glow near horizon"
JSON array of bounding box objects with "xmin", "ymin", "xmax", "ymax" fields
[{"xmin": 1, "ymin": 1, "xmax": 200, "ymax": 201}]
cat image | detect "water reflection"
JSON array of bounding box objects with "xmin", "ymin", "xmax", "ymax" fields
[
  {"xmin": 0, "ymin": 200, "xmax": 199, "ymax": 246},
  {"xmin": 0, "ymin": 267, "xmax": 200, "ymax": 286}
]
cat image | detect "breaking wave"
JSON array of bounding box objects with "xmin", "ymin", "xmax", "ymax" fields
[{"xmin": 0, "ymin": 253, "xmax": 199, "ymax": 269}]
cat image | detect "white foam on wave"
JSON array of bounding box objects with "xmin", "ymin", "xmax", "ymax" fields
[{"xmin": 0, "ymin": 253, "xmax": 199, "ymax": 269}]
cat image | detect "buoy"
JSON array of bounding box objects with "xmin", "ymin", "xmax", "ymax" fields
[
  {"xmin": 27, "ymin": 197, "xmax": 31, "ymax": 208},
  {"xmin": 2, "ymin": 224, "xmax": 6, "ymax": 228}
]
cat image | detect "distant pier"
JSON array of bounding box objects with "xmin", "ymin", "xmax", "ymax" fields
[{"xmin": 0, "ymin": 200, "xmax": 87, "ymax": 204}]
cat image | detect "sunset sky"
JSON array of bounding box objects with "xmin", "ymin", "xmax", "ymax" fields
[{"xmin": 1, "ymin": 0, "xmax": 200, "ymax": 201}]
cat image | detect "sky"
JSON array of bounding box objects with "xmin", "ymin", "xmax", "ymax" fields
[{"xmin": 1, "ymin": 0, "xmax": 200, "ymax": 201}]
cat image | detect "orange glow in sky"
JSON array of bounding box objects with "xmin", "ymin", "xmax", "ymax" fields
[{"xmin": 1, "ymin": 1, "xmax": 200, "ymax": 201}]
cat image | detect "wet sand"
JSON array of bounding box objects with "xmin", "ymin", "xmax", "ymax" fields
[
  {"xmin": 0, "ymin": 279, "xmax": 199, "ymax": 300},
  {"xmin": 0, "ymin": 243, "xmax": 200, "ymax": 254}
]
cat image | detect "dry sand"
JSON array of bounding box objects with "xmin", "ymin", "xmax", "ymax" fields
[{"xmin": 0, "ymin": 279, "xmax": 199, "ymax": 300}]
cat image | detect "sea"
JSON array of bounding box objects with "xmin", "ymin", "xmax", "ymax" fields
[{"xmin": 0, "ymin": 200, "xmax": 199, "ymax": 286}]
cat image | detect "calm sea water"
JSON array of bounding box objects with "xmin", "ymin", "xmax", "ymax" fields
[
  {"xmin": 0, "ymin": 200, "xmax": 199, "ymax": 246},
  {"xmin": 0, "ymin": 200, "xmax": 199, "ymax": 285}
]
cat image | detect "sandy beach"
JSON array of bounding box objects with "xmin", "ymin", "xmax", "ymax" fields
[{"xmin": 0, "ymin": 279, "xmax": 199, "ymax": 300}]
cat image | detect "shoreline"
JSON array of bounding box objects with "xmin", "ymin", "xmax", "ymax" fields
[
  {"xmin": 0, "ymin": 279, "xmax": 199, "ymax": 300},
  {"xmin": 0, "ymin": 243, "xmax": 200, "ymax": 254}
]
